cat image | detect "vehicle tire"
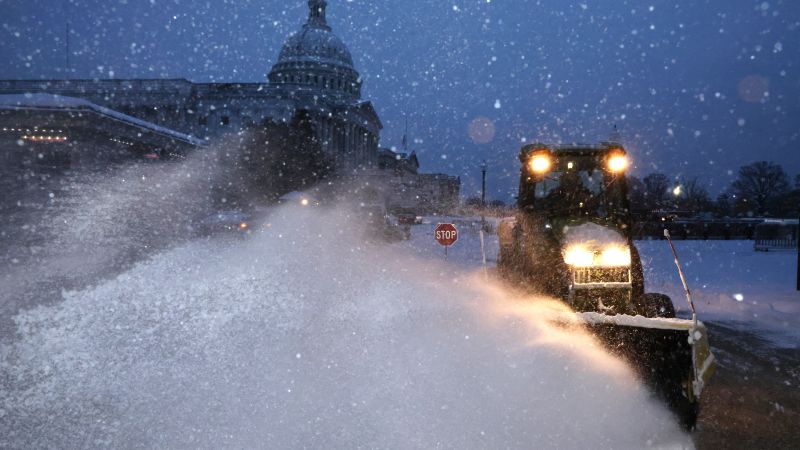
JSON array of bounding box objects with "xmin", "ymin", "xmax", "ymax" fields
[{"xmin": 641, "ymin": 293, "xmax": 676, "ymax": 318}]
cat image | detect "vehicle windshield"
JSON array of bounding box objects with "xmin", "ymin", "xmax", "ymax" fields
[
  {"xmin": 533, "ymin": 160, "xmax": 618, "ymax": 220},
  {"xmin": 535, "ymin": 169, "xmax": 604, "ymax": 199}
]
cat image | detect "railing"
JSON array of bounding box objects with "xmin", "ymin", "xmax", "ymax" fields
[
  {"xmin": 633, "ymin": 220, "xmax": 759, "ymax": 240},
  {"xmin": 754, "ymin": 239, "xmax": 797, "ymax": 251}
]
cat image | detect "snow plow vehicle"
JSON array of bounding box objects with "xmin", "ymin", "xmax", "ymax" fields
[{"xmin": 498, "ymin": 142, "xmax": 715, "ymax": 429}]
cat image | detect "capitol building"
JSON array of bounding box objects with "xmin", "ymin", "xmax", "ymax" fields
[{"xmin": 0, "ymin": 0, "xmax": 459, "ymax": 212}]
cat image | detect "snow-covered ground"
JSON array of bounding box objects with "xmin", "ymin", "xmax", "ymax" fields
[
  {"xmin": 1, "ymin": 206, "xmax": 690, "ymax": 449},
  {"xmin": 638, "ymin": 240, "xmax": 800, "ymax": 349},
  {"xmin": 2, "ymin": 189, "xmax": 798, "ymax": 448},
  {"xmin": 407, "ymin": 218, "xmax": 800, "ymax": 349}
]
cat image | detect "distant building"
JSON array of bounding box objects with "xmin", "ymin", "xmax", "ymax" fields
[
  {"xmin": 371, "ymin": 148, "xmax": 460, "ymax": 214},
  {"xmin": 0, "ymin": 0, "xmax": 459, "ymax": 211},
  {"xmin": 377, "ymin": 148, "xmax": 420, "ymax": 175},
  {"xmin": 0, "ymin": 0, "xmax": 380, "ymax": 174},
  {"xmin": 0, "ymin": 93, "xmax": 200, "ymax": 171}
]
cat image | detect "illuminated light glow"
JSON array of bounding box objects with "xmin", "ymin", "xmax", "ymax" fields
[
  {"xmin": 607, "ymin": 154, "xmax": 629, "ymax": 173},
  {"xmin": 529, "ymin": 154, "xmax": 551, "ymax": 174},
  {"xmin": 22, "ymin": 135, "xmax": 68, "ymax": 142},
  {"xmin": 564, "ymin": 244, "xmax": 631, "ymax": 267},
  {"xmin": 567, "ymin": 161, "xmax": 574, "ymax": 169},
  {"xmin": 563, "ymin": 246, "xmax": 595, "ymax": 267},
  {"xmin": 239, "ymin": 222, "xmax": 249, "ymax": 229},
  {"xmin": 673, "ymin": 185, "xmax": 682, "ymax": 196},
  {"xmin": 599, "ymin": 246, "xmax": 632, "ymax": 267},
  {"xmin": 733, "ymin": 293, "xmax": 744, "ymax": 302},
  {"xmin": 300, "ymin": 198, "xmax": 310, "ymax": 206}
]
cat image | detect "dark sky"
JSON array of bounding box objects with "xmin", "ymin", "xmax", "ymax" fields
[{"xmin": 2, "ymin": 0, "xmax": 799, "ymax": 200}]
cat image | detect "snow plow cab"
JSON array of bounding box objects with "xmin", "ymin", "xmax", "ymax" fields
[{"xmin": 498, "ymin": 142, "xmax": 715, "ymax": 429}]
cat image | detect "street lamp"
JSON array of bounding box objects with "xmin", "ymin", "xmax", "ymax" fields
[
  {"xmin": 480, "ymin": 160, "xmax": 488, "ymax": 208},
  {"xmin": 479, "ymin": 160, "xmax": 489, "ymax": 278}
]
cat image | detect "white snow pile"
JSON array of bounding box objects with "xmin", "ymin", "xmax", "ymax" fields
[{"xmin": 1, "ymin": 205, "xmax": 691, "ymax": 449}]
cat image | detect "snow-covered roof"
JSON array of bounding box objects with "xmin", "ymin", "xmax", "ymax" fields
[
  {"xmin": 760, "ymin": 218, "xmax": 799, "ymax": 225},
  {"xmin": 278, "ymin": 26, "xmax": 354, "ymax": 69},
  {"xmin": 0, "ymin": 93, "xmax": 205, "ymax": 146},
  {"xmin": 275, "ymin": 0, "xmax": 353, "ymax": 69}
]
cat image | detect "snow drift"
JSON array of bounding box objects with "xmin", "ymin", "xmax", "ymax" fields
[{"xmin": 0, "ymin": 201, "xmax": 691, "ymax": 448}]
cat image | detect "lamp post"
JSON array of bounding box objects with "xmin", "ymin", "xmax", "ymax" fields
[
  {"xmin": 480, "ymin": 160, "xmax": 487, "ymax": 209},
  {"xmin": 479, "ymin": 160, "xmax": 488, "ymax": 278}
]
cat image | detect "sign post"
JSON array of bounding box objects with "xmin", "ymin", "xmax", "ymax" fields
[{"xmin": 434, "ymin": 223, "xmax": 458, "ymax": 259}]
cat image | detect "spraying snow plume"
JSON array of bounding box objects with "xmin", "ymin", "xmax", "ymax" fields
[
  {"xmin": 0, "ymin": 129, "xmax": 316, "ymax": 332},
  {"xmin": 0, "ymin": 200, "xmax": 691, "ymax": 448}
]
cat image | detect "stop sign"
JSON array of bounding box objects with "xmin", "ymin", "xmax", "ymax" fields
[{"xmin": 434, "ymin": 223, "xmax": 458, "ymax": 247}]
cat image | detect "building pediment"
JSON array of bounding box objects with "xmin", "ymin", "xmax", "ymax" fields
[{"xmin": 354, "ymin": 101, "xmax": 382, "ymax": 129}]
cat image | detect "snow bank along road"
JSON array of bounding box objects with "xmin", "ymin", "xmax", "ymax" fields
[{"xmin": 0, "ymin": 204, "xmax": 692, "ymax": 449}]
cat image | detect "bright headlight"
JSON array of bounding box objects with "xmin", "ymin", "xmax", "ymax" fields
[
  {"xmin": 564, "ymin": 244, "xmax": 631, "ymax": 267},
  {"xmin": 563, "ymin": 246, "xmax": 595, "ymax": 267},
  {"xmin": 607, "ymin": 154, "xmax": 629, "ymax": 173},
  {"xmin": 599, "ymin": 246, "xmax": 631, "ymax": 267},
  {"xmin": 528, "ymin": 153, "xmax": 552, "ymax": 174}
]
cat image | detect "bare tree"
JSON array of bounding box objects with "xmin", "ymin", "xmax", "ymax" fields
[
  {"xmin": 714, "ymin": 193, "xmax": 733, "ymax": 218},
  {"xmin": 642, "ymin": 173, "xmax": 671, "ymax": 209},
  {"xmin": 731, "ymin": 161, "xmax": 790, "ymax": 216},
  {"xmin": 675, "ymin": 177, "xmax": 711, "ymax": 215},
  {"xmin": 627, "ymin": 175, "xmax": 646, "ymax": 214}
]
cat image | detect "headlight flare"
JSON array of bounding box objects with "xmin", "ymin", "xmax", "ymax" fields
[
  {"xmin": 563, "ymin": 246, "xmax": 595, "ymax": 267},
  {"xmin": 607, "ymin": 154, "xmax": 629, "ymax": 173},
  {"xmin": 529, "ymin": 154, "xmax": 551, "ymax": 174},
  {"xmin": 563, "ymin": 244, "xmax": 631, "ymax": 267},
  {"xmin": 599, "ymin": 246, "xmax": 631, "ymax": 267}
]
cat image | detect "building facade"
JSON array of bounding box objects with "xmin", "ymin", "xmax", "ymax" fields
[
  {"xmin": 374, "ymin": 148, "xmax": 460, "ymax": 214},
  {"xmin": 0, "ymin": 0, "xmax": 381, "ymax": 174},
  {"xmin": 0, "ymin": 0, "xmax": 460, "ymax": 211}
]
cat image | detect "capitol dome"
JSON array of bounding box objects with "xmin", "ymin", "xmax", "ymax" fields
[{"xmin": 268, "ymin": 0, "xmax": 362, "ymax": 100}]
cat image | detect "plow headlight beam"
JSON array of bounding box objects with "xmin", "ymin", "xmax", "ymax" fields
[
  {"xmin": 607, "ymin": 152, "xmax": 629, "ymax": 173},
  {"xmin": 528, "ymin": 152, "xmax": 552, "ymax": 174},
  {"xmin": 563, "ymin": 246, "xmax": 595, "ymax": 267},
  {"xmin": 563, "ymin": 244, "xmax": 632, "ymax": 267},
  {"xmin": 599, "ymin": 246, "xmax": 632, "ymax": 267}
]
